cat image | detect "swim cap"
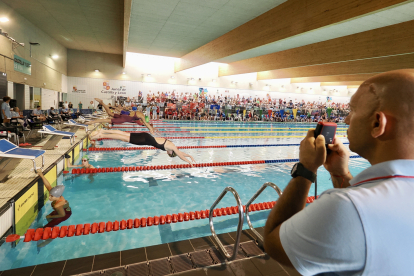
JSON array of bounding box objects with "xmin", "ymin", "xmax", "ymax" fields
[
  {"xmin": 82, "ymin": 155, "xmax": 89, "ymax": 161},
  {"xmin": 120, "ymin": 110, "xmax": 129, "ymax": 115},
  {"xmin": 50, "ymin": 185, "xmax": 65, "ymax": 198}
]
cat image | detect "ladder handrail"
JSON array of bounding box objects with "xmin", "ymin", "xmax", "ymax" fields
[
  {"xmin": 209, "ymin": 186, "xmax": 244, "ymax": 261},
  {"xmin": 245, "ymin": 182, "xmax": 282, "ymax": 247}
]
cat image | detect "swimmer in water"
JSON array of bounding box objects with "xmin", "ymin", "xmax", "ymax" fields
[
  {"xmin": 37, "ymin": 169, "xmax": 71, "ymax": 227},
  {"xmin": 86, "ymin": 98, "xmax": 157, "ymax": 134},
  {"xmin": 89, "ymin": 129, "xmax": 196, "ymax": 166},
  {"xmin": 65, "ymin": 154, "xmax": 95, "ymax": 169}
]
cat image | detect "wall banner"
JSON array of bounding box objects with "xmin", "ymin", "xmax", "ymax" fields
[
  {"xmin": 14, "ymin": 55, "xmax": 31, "ymax": 75},
  {"xmin": 72, "ymin": 85, "xmax": 87, "ymax": 93},
  {"xmin": 101, "ymin": 80, "xmax": 127, "ymax": 95}
]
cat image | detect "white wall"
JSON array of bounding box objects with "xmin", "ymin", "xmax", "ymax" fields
[
  {"xmin": 41, "ymin": 89, "xmax": 58, "ymax": 109},
  {"xmin": 24, "ymin": 85, "xmax": 30, "ymax": 109},
  {"xmin": 66, "ymin": 76, "xmax": 351, "ymax": 105},
  {"xmin": 7, "ymin": 81, "xmax": 13, "ymax": 98}
]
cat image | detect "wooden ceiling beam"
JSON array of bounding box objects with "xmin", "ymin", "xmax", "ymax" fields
[
  {"xmin": 257, "ymin": 53, "xmax": 414, "ymax": 80},
  {"xmin": 175, "ymin": 0, "xmax": 409, "ymax": 72},
  {"xmin": 123, "ymin": 0, "xmax": 132, "ymax": 68},
  {"xmin": 220, "ymin": 20, "xmax": 414, "ymax": 76}
]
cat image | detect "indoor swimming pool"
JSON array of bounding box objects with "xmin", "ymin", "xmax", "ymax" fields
[{"xmin": 0, "ymin": 121, "xmax": 368, "ymax": 271}]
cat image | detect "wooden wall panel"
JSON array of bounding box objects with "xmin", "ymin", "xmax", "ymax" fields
[
  {"xmin": 220, "ymin": 20, "xmax": 414, "ymax": 76},
  {"xmin": 290, "ymin": 74, "xmax": 376, "ymax": 83},
  {"xmin": 175, "ymin": 0, "xmax": 409, "ymax": 72},
  {"xmin": 320, "ymin": 81, "xmax": 363, "ymax": 86},
  {"xmin": 257, "ymin": 54, "xmax": 414, "ymax": 80}
]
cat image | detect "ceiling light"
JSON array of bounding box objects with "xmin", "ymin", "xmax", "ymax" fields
[
  {"xmin": 0, "ymin": 17, "xmax": 9, "ymax": 23},
  {"xmin": 171, "ymin": 76, "xmax": 175, "ymax": 79},
  {"xmin": 94, "ymin": 69, "xmax": 100, "ymax": 72},
  {"xmin": 51, "ymin": 55, "xmax": 59, "ymax": 59},
  {"xmin": 147, "ymin": 74, "xmax": 151, "ymax": 77},
  {"xmin": 212, "ymin": 79, "xmax": 216, "ymax": 82},
  {"xmin": 122, "ymin": 72, "xmax": 126, "ymax": 74}
]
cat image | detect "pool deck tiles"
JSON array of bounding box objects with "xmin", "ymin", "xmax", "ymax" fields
[
  {"xmin": 0, "ymin": 125, "xmax": 95, "ymax": 210},
  {"xmin": 0, "ymin": 233, "xmax": 301, "ymax": 276}
]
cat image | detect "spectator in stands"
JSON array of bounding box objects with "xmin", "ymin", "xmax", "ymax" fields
[
  {"xmin": 88, "ymin": 101, "xmax": 94, "ymax": 109},
  {"xmin": 78, "ymin": 101, "xmax": 83, "ymax": 110},
  {"xmin": 68, "ymin": 102, "xmax": 73, "ymax": 109},
  {"xmin": 11, "ymin": 107, "xmax": 29, "ymax": 130},
  {"xmin": 1, "ymin": 96, "xmax": 11, "ymax": 123},
  {"xmin": 32, "ymin": 106, "xmax": 46, "ymax": 121},
  {"xmin": 63, "ymin": 101, "xmax": 69, "ymax": 109},
  {"xmin": 60, "ymin": 106, "xmax": 71, "ymax": 120},
  {"xmin": 264, "ymin": 69, "xmax": 414, "ymax": 275}
]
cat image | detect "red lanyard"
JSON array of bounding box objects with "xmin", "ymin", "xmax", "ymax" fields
[{"xmin": 352, "ymin": 175, "xmax": 414, "ymax": 186}]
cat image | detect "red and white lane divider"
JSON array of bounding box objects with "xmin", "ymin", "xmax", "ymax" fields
[
  {"xmin": 97, "ymin": 137, "xmax": 205, "ymax": 141},
  {"xmin": 5, "ymin": 197, "xmax": 318, "ymax": 243},
  {"xmin": 71, "ymin": 160, "xmax": 267, "ymax": 174},
  {"xmin": 84, "ymin": 145, "xmax": 229, "ymax": 152}
]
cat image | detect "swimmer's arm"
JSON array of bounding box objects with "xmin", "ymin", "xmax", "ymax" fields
[
  {"xmin": 46, "ymin": 206, "xmax": 66, "ymax": 219},
  {"xmin": 175, "ymin": 150, "xmax": 195, "ymax": 166},
  {"xmin": 135, "ymin": 112, "xmax": 154, "ymax": 133},
  {"xmin": 65, "ymin": 158, "xmax": 81, "ymax": 168},
  {"xmin": 37, "ymin": 169, "xmax": 52, "ymax": 192}
]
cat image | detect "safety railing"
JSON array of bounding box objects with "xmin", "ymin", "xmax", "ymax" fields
[
  {"xmin": 209, "ymin": 186, "xmax": 244, "ymax": 261},
  {"xmin": 245, "ymin": 182, "xmax": 282, "ymax": 248}
]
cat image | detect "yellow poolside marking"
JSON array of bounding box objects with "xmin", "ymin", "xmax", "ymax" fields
[
  {"xmin": 182, "ymin": 127, "xmax": 348, "ymax": 130},
  {"xmin": 190, "ymin": 131, "xmax": 347, "ymax": 133},
  {"xmin": 205, "ymin": 135, "xmax": 348, "ymax": 139}
]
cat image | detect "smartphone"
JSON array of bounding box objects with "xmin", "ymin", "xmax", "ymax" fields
[{"xmin": 314, "ymin": 122, "xmax": 337, "ymax": 145}]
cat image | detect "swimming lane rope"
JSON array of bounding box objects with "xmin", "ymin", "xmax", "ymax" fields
[
  {"xmin": 70, "ymin": 156, "xmax": 361, "ymax": 174},
  {"xmin": 5, "ymin": 196, "xmax": 318, "ymax": 243},
  {"xmin": 84, "ymin": 143, "xmax": 350, "ymax": 152}
]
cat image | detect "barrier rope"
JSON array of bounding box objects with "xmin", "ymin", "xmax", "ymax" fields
[
  {"xmin": 84, "ymin": 143, "xmax": 350, "ymax": 152},
  {"xmin": 6, "ymin": 197, "xmax": 318, "ymax": 243},
  {"xmin": 71, "ymin": 156, "xmax": 361, "ymax": 174},
  {"xmin": 96, "ymin": 135, "xmax": 347, "ymax": 140}
]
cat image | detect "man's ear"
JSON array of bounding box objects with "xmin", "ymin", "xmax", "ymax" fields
[{"xmin": 372, "ymin": 112, "xmax": 387, "ymax": 138}]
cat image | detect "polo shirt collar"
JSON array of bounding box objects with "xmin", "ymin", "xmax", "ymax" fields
[{"xmin": 349, "ymin": 159, "xmax": 414, "ymax": 186}]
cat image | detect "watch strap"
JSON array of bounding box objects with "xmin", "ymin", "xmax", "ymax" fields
[{"xmin": 292, "ymin": 163, "xmax": 317, "ymax": 183}]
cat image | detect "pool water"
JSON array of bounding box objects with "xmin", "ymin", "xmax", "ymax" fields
[{"xmin": 0, "ymin": 122, "xmax": 369, "ymax": 271}]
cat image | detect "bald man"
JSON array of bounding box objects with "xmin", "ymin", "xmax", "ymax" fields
[{"xmin": 264, "ymin": 69, "xmax": 414, "ymax": 275}]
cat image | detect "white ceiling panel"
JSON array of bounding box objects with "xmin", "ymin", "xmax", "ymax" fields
[
  {"xmin": 2, "ymin": 0, "xmax": 123, "ymax": 54},
  {"xmin": 127, "ymin": 0, "xmax": 288, "ymax": 57}
]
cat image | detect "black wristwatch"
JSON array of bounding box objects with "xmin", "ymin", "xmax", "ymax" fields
[{"xmin": 291, "ymin": 162, "xmax": 317, "ymax": 183}]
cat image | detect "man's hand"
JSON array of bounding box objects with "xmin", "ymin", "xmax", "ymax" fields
[
  {"xmin": 299, "ymin": 130, "xmax": 326, "ymax": 174},
  {"xmin": 324, "ymin": 138, "xmax": 350, "ymax": 175},
  {"xmin": 36, "ymin": 169, "xmax": 43, "ymax": 175}
]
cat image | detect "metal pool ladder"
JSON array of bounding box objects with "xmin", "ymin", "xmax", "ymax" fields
[
  {"xmin": 209, "ymin": 186, "xmax": 244, "ymax": 261},
  {"xmin": 245, "ymin": 182, "xmax": 282, "ymax": 248}
]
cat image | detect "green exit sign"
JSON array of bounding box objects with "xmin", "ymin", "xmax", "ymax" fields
[{"xmin": 14, "ymin": 55, "xmax": 31, "ymax": 75}]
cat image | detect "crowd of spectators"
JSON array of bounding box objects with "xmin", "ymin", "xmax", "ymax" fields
[{"xmin": 124, "ymin": 91, "xmax": 350, "ymax": 122}]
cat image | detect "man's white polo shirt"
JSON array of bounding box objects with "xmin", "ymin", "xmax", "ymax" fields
[{"xmin": 280, "ymin": 159, "xmax": 414, "ymax": 275}]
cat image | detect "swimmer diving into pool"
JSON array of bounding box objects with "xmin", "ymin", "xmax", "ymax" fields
[
  {"xmin": 89, "ymin": 129, "xmax": 196, "ymax": 166},
  {"xmin": 37, "ymin": 169, "xmax": 71, "ymax": 228},
  {"xmin": 86, "ymin": 98, "xmax": 157, "ymax": 134}
]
